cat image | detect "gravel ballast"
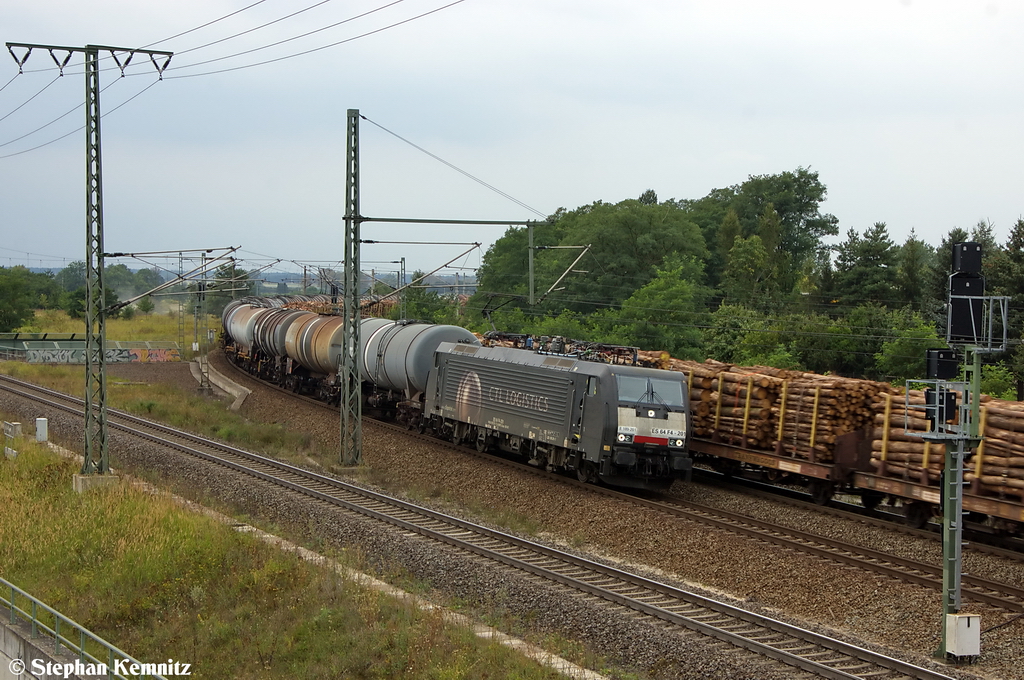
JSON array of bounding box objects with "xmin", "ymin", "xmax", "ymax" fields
[{"xmin": 4, "ymin": 354, "xmax": 1019, "ymax": 679}]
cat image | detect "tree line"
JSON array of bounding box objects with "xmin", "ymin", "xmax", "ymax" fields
[
  {"xmin": 0, "ymin": 261, "xmax": 257, "ymax": 331},
  {"xmin": 400, "ymin": 167, "xmax": 1024, "ymax": 396}
]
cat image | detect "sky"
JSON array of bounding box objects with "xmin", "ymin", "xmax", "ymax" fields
[{"xmin": 1, "ymin": 0, "xmax": 1022, "ymax": 286}]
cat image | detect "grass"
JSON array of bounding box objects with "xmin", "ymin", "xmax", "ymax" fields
[
  {"xmin": 0, "ymin": 439, "xmax": 567, "ymax": 679},
  {"xmin": 16, "ymin": 308, "xmax": 217, "ymax": 342},
  {"xmin": 0, "ymin": 361, "xmax": 332, "ymax": 463}
]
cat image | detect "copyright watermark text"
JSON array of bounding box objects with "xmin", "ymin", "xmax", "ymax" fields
[{"xmin": 9, "ymin": 657, "xmax": 192, "ymax": 677}]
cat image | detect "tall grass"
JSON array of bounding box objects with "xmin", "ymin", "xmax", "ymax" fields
[
  {"xmin": 0, "ymin": 443, "xmax": 564, "ymax": 679},
  {"xmin": 16, "ymin": 308, "xmax": 217, "ymax": 344}
]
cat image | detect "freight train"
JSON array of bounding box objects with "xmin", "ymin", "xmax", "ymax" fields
[
  {"xmin": 221, "ymin": 297, "xmax": 692, "ymax": 490},
  {"xmin": 222, "ymin": 297, "xmax": 1024, "ymax": 536}
]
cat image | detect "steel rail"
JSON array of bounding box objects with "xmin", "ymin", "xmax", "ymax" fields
[{"xmin": 0, "ymin": 375, "xmax": 955, "ymax": 680}]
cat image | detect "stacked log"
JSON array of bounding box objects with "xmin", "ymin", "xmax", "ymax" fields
[
  {"xmin": 868, "ymin": 391, "xmax": 944, "ymax": 483},
  {"xmin": 867, "ymin": 393, "xmax": 1024, "ymax": 500},
  {"xmin": 667, "ymin": 360, "xmax": 784, "ymax": 448},
  {"xmin": 775, "ymin": 375, "xmax": 894, "ymax": 462},
  {"xmin": 967, "ymin": 401, "xmax": 1024, "ymax": 500}
]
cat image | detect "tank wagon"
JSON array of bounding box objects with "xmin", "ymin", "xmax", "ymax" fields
[{"xmin": 222, "ymin": 298, "xmax": 692, "ymax": 490}]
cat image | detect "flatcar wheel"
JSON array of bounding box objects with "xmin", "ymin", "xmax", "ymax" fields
[
  {"xmin": 861, "ymin": 491, "xmax": 884, "ymax": 511},
  {"xmin": 905, "ymin": 501, "xmax": 932, "ymax": 529}
]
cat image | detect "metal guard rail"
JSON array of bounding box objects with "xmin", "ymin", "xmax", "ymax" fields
[{"xmin": 2, "ymin": 576, "xmax": 167, "ymax": 679}]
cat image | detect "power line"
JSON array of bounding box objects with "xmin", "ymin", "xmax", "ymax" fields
[
  {"xmin": 0, "ymin": 75, "xmax": 60, "ymax": 124},
  {"xmin": 140, "ymin": 0, "xmax": 273, "ymax": 49},
  {"xmin": 0, "ymin": 78, "xmax": 161, "ymax": 159},
  {"xmin": 0, "ymin": 73, "xmax": 19, "ymax": 93},
  {"xmin": 159, "ymin": 0, "xmax": 360, "ymax": 58},
  {"xmin": 162, "ymin": 0, "xmax": 466, "ymax": 78}
]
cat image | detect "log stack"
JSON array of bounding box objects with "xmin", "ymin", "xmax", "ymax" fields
[
  {"xmin": 642, "ymin": 357, "xmax": 890, "ymax": 462},
  {"xmin": 868, "ymin": 391, "xmax": 943, "ymax": 482},
  {"xmin": 971, "ymin": 401, "xmax": 1024, "ymax": 499},
  {"xmin": 868, "ymin": 393, "xmax": 1024, "ymax": 500},
  {"xmin": 776, "ymin": 375, "xmax": 894, "ymax": 462}
]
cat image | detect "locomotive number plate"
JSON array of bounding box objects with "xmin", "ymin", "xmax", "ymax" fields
[{"xmin": 650, "ymin": 428, "xmax": 684, "ymax": 437}]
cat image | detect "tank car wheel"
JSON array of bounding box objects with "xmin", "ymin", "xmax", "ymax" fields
[
  {"xmin": 808, "ymin": 480, "xmax": 834, "ymax": 505},
  {"xmin": 475, "ymin": 434, "xmax": 489, "ymax": 453},
  {"xmin": 904, "ymin": 501, "xmax": 932, "ymax": 529}
]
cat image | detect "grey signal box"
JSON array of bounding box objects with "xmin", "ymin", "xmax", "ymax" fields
[{"xmin": 952, "ymin": 242, "xmax": 982, "ymax": 274}]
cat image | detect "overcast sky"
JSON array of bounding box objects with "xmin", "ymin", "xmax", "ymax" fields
[{"xmin": 2, "ymin": 0, "xmax": 1022, "ymax": 284}]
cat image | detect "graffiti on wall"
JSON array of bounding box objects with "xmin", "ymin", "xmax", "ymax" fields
[{"xmin": 26, "ymin": 347, "xmax": 181, "ymax": 364}]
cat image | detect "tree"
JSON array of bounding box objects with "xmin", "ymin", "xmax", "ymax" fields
[
  {"xmin": 717, "ymin": 208, "xmax": 742, "ymax": 259},
  {"xmin": 873, "ymin": 308, "xmax": 944, "ymax": 382},
  {"xmin": 832, "ymin": 222, "xmax": 898, "ymax": 306},
  {"xmin": 593, "ymin": 255, "xmax": 707, "ymax": 358},
  {"xmin": 104, "ymin": 263, "xmax": 135, "ymax": 299},
  {"xmin": 815, "ymin": 303, "xmax": 892, "ymax": 378},
  {"xmin": 680, "ymin": 167, "xmax": 838, "ymax": 293},
  {"xmin": 895, "ymin": 229, "xmax": 933, "ymax": 311},
  {"xmin": 0, "ymin": 267, "xmax": 36, "ymax": 331},
  {"xmin": 132, "ymin": 268, "xmax": 164, "ymax": 296},
  {"xmin": 136, "ymin": 296, "xmax": 155, "ymax": 315},
  {"xmin": 637, "ymin": 188, "xmax": 658, "ymax": 205},
  {"xmin": 201, "ymin": 263, "xmax": 254, "ymax": 318},
  {"xmin": 536, "ymin": 198, "xmax": 707, "ymax": 315},
  {"xmin": 702, "ymin": 304, "xmax": 769, "ymax": 364},
  {"xmin": 55, "ymin": 261, "xmax": 86, "ymax": 292},
  {"xmin": 720, "ymin": 235, "xmax": 769, "ymax": 304}
]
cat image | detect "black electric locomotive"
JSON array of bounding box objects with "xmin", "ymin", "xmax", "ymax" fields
[{"xmin": 425, "ymin": 342, "xmax": 691, "ymax": 489}]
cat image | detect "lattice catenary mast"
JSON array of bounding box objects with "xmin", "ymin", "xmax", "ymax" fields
[{"xmin": 5, "ymin": 42, "xmax": 172, "ymax": 475}]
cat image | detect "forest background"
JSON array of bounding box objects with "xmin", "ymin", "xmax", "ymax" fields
[{"xmin": 3, "ymin": 167, "xmax": 1022, "ymax": 396}]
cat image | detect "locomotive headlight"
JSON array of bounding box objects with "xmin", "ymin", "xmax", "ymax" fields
[
  {"xmin": 671, "ymin": 438, "xmax": 684, "ymax": 448},
  {"xmin": 617, "ymin": 433, "xmax": 626, "ymax": 442},
  {"xmin": 616, "ymin": 433, "xmax": 633, "ymax": 443}
]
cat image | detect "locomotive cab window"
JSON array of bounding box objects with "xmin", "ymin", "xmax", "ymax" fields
[{"xmin": 615, "ymin": 375, "xmax": 684, "ymax": 407}]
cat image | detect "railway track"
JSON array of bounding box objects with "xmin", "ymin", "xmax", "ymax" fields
[
  {"xmin": 0, "ymin": 373, "xmax": 962, "ymax": 680},
  {"xmin": 216, "ymin": 357, "xmax": 1024, "ymax": 614},
  {"xmin": 690, "ymin": 470, "xmax": 1024, "ymax": 560}
]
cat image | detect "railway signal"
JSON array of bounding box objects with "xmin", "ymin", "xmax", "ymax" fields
[{"xmin": 912, "ymin": 242, "xmax": 1010, "ymax": 661}]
